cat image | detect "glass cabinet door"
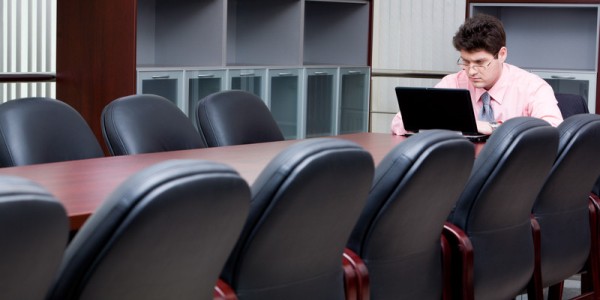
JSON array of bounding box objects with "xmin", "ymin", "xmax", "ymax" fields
[
  {"xmin": 533, "ymin": 70, "xmax": 597, "ymax": 113},
  {"xmin": 186, "ymin": 69, "xmax": 227, "ymax": 117},
  {"xmin": 268, "ymin": 68, "xmax": 302, "ymax": 140},
  {"xmin": 137, "ymin": 70, "xmax": 185, "ymax": 111},
  {"xmin": 228, "ymin": 68, "xmax": 266, "ymax": 100},
  {"xmin": 339, "ymin": 67, "xmax": 370, "ymax": 134},
  {"xmin": 304, "ymin": 68, "xmax": 338, "ymax": 138}
]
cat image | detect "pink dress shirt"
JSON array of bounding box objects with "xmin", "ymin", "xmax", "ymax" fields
[{"xmin": 391, "ymin": 63, "xmax": 563, "ymax": 135}]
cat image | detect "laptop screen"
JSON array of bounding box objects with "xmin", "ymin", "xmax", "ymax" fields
[{"xmin": 395, "ymin": 87, "xmax": 480, "ymax": 135}]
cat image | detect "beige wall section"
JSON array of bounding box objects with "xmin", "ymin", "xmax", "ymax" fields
[{"xmin": 370, "ymin": 0, "xmax": 466, "ymax": 133}]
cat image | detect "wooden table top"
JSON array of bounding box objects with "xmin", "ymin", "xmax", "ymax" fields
[{"xmin": 0, "ymin": 133, "xmax": 482, "ymax": 230}]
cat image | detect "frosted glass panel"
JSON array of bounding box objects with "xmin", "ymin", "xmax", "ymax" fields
[
  {"xmin": 142, "ymin": 79, "xmax": 179, "ymax": 105},
  {"xmin": 270, "ymin": 74, "xmax": 299, "ymax": 139},
  {"xmin": 340, "ymin": 71, "xmax": 369, "ymax": 134},
  {"xmin": 306, "ymin": 72, "xmax": 335, "ymax": 137}
]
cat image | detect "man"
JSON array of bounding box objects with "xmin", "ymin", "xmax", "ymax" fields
[{"xmin": 391, "ymin": 14, "xmax": 563, "ymax": 135}]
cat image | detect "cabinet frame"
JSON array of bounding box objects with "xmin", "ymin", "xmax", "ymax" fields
[
  {"xmin": 56, "ymin": 0, "xmax": 373, "ymax": 146},
  {"xmin": 467, "ymin": 0, "xmax": 600, "ymax": 113}
]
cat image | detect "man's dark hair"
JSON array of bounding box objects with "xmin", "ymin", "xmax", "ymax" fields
[{"xmin": 452, "ymin": 14, "xmax": 506, "ymax": 55}]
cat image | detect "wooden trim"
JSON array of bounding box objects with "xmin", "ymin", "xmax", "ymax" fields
[
  {"xmin": 343, "ymin": 248, "xmax": 370, "ymax": 300},
  {"xmin": 56, "ymin": 0, "xmax": 137, "ymax": 152},
  {"xmin": 527, "ymin": 217, "xmax": 544, "ymax": 300},
  {"xmin": 213, "ymin": 279, "xmax": 238, "ymax": 300},
  {"xmin": 443, "ymin": 222, "xmax": 474, "ymax": 300}
]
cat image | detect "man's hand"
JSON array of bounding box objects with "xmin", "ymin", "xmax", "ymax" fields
[{"xmin": 476, "ymin": 120, "xmax": 494, "ymax": 135}]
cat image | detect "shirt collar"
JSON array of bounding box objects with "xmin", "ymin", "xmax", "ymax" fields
[{"xmin": 474, "ymin": 63, "xmax": 510, "ymax": 105}]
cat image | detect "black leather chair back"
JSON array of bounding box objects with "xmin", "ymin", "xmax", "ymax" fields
[
  {"xmin": 448, "ymin": 117, "xmax": 559, "ymax": 300},
  {"xmin": 0, "ymin": 175, "xmax": 68, "ymax": 299},
  {"xmin": 555, "ymin": 93, "xmax": 589, "ymax": 119},
  {"xmin": 533, "ymin": 114, "xmax": 600, "ymax": 287},
  {"xmin": 347, "ymin": 130, "xmax": 474, "ymax": 299},
  {"xmin": 0, "ymin": 97, "xmax": 103, "ymax": 167},
  {"xmin": 47, "ymin": 160, "xmax": 250, "ymax": 300},
  {"xmin": 221, "ymin": 138, "xmax": 374, "ymax": 300},
  {"xmin": 102, "ymin": 94, "xmax": 207, "ymax": 155},
  {"xmin": 194, "ymin": 90, "xmax": 284, "ymax": 147}
]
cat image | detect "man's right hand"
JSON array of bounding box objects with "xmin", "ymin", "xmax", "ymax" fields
[{"xmin": 476, "ymin": 120, "xmax": 494, "ymax": 135}]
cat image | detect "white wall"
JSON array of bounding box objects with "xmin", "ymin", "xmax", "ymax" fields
[{"xmin": 370, "ymin": 0, "xmax": 466, "ymax": 133}]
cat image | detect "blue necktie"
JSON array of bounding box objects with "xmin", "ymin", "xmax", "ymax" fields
[{"xmin": 480, "ymin": 92, "xmax": 495, "ymax": 122}]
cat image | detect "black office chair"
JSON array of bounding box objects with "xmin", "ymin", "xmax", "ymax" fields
[
  {"xmin": 555, "ymin": 93, "xmax": 589, "ymax": 119},
  {"xmin": 46, "ymin": 160, "xmax": 250, "ymax": 300},
  {"xmin": 346, "ymin": 130, "xmax": 475, "ymax": 300},
  {"xmin": 0, "ymin": 175, "xmax": 68, "ymax": 299},
  {"xmin": 220, "ymin": 138, "xmax": 374, "ymax": 300},
  {"xmin": 444, "ymin": 117, "xmax": 559, "ymax": 300},
  {"xmin": 101, "ymin": 94, "xmax": 207, "ymax": 155},
  {"xmin": 528, "ymin": 114, "xmax": 600, "ymax": 300},
  {"xmin": 194, "ymin": 90, "xmax": 285, "ymax": 147},
  {"xmin": 0, "ymin": 97, "xmax": 104, "ymax": 167}
]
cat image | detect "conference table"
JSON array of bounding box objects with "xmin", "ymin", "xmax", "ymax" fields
[{"xmin": 0, "ymin": 132, "xmax": 484, "ymax": 230}]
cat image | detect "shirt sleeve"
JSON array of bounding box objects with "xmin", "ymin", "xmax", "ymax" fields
[
  {"xmin": 528, "ymin": 80, "xmax": 564, "ymax": 127},
  {"xmin": 435, "ymin": 74, "xmax": 459, "ymax": 88},
  {"xmin": 390, "ymin": 112, "xmax": 406, "ymax": 135}
]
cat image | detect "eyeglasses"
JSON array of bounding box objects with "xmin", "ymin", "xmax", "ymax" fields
[{"xmin": 457, "ymin": 54, "xmax": 498, "ymax": 72}]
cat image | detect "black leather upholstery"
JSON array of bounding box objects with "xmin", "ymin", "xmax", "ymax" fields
[
  {"xmin": 533, "ymin": 114, "xmax": 600, "ymax": 287},
  {"xmin": 347, "ymin": 130, "xmax": 474, "ymax": 299},
  {"xmin": 102, "ymin": 94, "xmax": 207, "ymax": 155},
  {"xmin": 0, "ymin": 97, "xmax": 103, "ymax": 167},
  {"xmin": 221, "ymin": 138, "xmax": 374, "ymax": 300},
  {"xmin": 555, "ymin": 93, "xmax": 589, "ymax": 119},
  {"xmin": 0, "ymin": 175, "xmax": 68, "ymax": 299},
  {"xmin": 448, "ymin": 117, "xmax": 559, "ymax": 300},
  {"xmin": 47, "ymin": 160, "xmax": 250, "ymax": 300},
  {"xmin": 194, "ymin": 90, "xmax": 284, "ymax": 147}
]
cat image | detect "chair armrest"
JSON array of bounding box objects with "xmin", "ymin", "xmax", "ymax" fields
[
  {"xmin": 586, "ymin": 197, "xmax": 600, "ymax": 296},
  {"xmin": 441, "ymin": 234, "xmax": 451, "ymax": 300},
  {"xmin": 443, "ymin": 222, "xmax": 474, "ymax": 300},
  {"xmin": 214, "ymin": 279, "xmax": 237, "ymax": 300},
  {"xmin": 343, "ymin": 248, "xmax": 369, "ymax": 300},
  {"xmin": 527, "ymin": 216, "xmax": 543, "ymax": 300}
]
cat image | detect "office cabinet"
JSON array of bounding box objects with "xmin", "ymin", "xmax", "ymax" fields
[
  {"xmin": 227, "ymin": 0, "xmax": 302, "ymax": 66},
  {"xmin": 305, "ymin": 68, "xmax": 339, "ymax": 138},
  {"xmin": 339, "ymin": 67, "xmax": 370, "ymax": 134},
  {"xmin": 185, "ymin": 69, "xmax": 227, "ymax": 117},
  {"xmin": 268, "ymin": 68, "xmax": 303, "ymax": 139},
  {"xmin": 533, "ymin": 70, "xmax": 597, "ymax": 113},
  {"xmin": 228, "ymin": 68, "xmax": 267, "ymax": 100},
  {"xmin": 304, "ymin": 0, "xmax": 370, "ymax": 65},
  {"xmin": 468, "ymin": 1, "xmax": 600, "ymax": 113},
  {"xmin": 137, "ymin": 70, "xmax": 184, "ymax": 108},
  {"xmin": 136, "ymin": 0, "xmax": 226, "ymax": 67},
  {"xmin": 56, "ymin": 0, "xmax": 372, "ymax": 143}
]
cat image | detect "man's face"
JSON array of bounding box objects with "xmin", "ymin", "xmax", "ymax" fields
[{"xmin": 458, "ymin": 47, "xmax": 507, "ymax": 90}]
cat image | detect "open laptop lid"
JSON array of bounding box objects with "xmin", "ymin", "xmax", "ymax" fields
[{"xmin": 395, "ymin": 87, "xmax": 482, "ymax": 136}]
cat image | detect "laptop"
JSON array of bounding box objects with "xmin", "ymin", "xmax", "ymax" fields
[{"xmin": 394, "ymin": 87, "xmax": 489, "ymax": 142}]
